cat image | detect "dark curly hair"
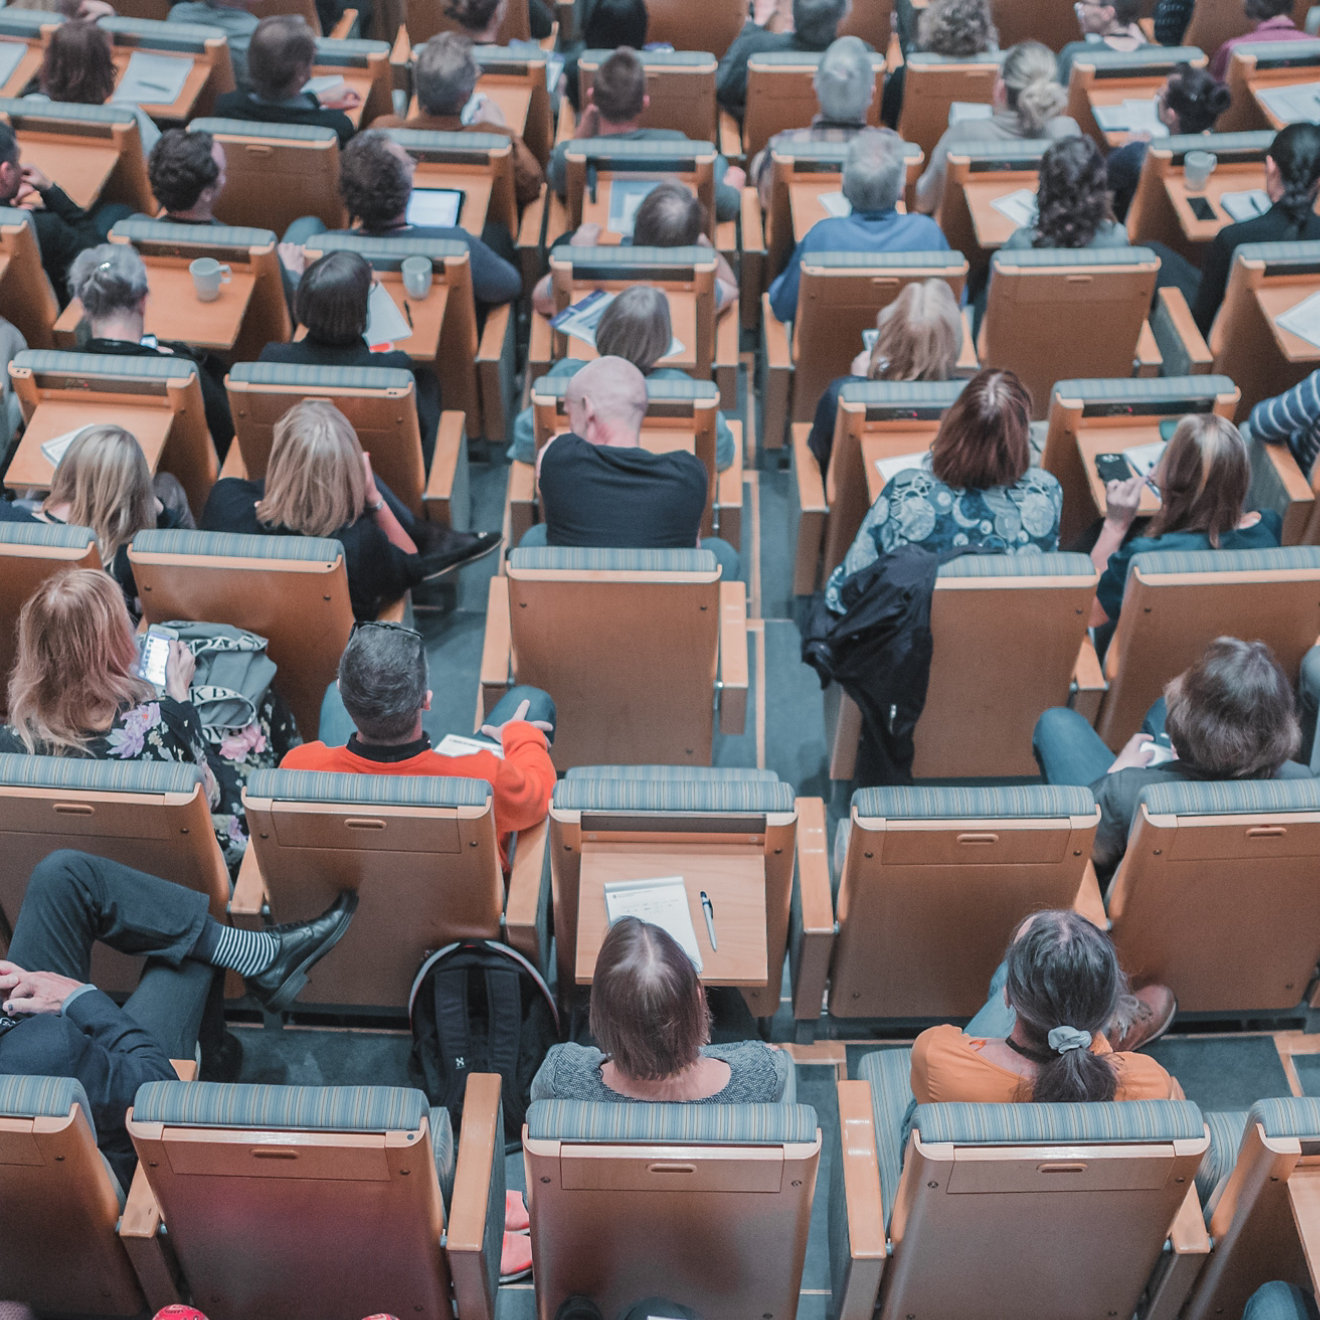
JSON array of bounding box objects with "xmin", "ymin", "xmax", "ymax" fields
[
  {"xmin": 148, "ymin": 129, "xmax": 220, "ymax": 213},
  {"xmin": 1164, "ymin": 63, "xmax": 1231, "ymax": 135},
  {"xmin": 1032, "ymin": 135, "xmax": 1114, "ymax": 249},
  {"xmin": 338, "ymin": 130, "xmax": 412, "ymax": 229}
]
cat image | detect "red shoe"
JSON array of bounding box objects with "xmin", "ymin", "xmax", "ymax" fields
[
  {"xmin": 1107, "ymin": 984, "xmax": 1177, "ymax": 1053},
  {"xmin": 505, "ymin": 1189, "xmax": 530, "ymax": 1231},
  {"xmin": 500, "ymin": 1231, "xmax": 533, "ymax": 1283}
]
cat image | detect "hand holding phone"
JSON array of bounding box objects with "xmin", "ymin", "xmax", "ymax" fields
[
  {"xmin": 1095, "ymin": 452, "xmax": 1134, "ymax": 484},
  {"xmin": 137, "ymin": 624, "xmax": 178, "ymax": 691}
]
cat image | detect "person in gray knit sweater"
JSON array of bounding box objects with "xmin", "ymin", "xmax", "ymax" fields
[{"xmin": 531, "ymin": 917, "xmax": 792, "ymax": 1104}]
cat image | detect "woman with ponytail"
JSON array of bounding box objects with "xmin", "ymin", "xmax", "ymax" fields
[
  {"xmin": 1192, "ymin": 121, "xmax": 1320, "ymax": 333},
  {"xmin": 915, "ymin": 40, "xmax": 1080, "ymax": 215},
  {"xmin": 911, "ymin": 910, "xmax": 1183, "ymax": 1104}
]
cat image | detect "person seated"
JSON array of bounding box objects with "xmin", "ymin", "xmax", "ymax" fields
[
  {"xmin": 444, "ymin": 0, "xmax": 555, "ymax": 45},
  {"xmin": 527, "ymin": 355, "xmax": 739, "ymax": 579},
  {"xmin": 914, "ymin": 40, "xmax": 1080, "ymax": 216},
  {"xmin": 1211, "ymin": 0, "xmax": 1312, "ymax": 79},
  {"xmin": 0, "ymin": 124, "xmax": 130, "ymax": 300},
  {"xmin": 547, "ymin": 48, "xmax": 745, "ymax": 223},
  {"xmin": 716, "ymin": 0, "xmax": 856, "ymax": 121},
  {"xmin": 1002, "ymin": 134, "xmax": 1128, "ymax": 252},
  {"xmin": 1151, "ymin": 0, "xmax": 1195, "ymax": 43},
  {"xmin": 752, "ymin": 35, "xmax": 876, "ymax": 206},
  {"xmin": 769, "ymin": 129, "xmax": 950, "ymax": 323},
  {"xmin": 213, "ymin": 15, "xmax": 360, "ymax": 147},
  {"xmin": 281, "ymin": 621, "xmax": 556, "ymax": 868},
  {"xmin": 1089, "ymin": 414, "xmax": 1281, "ymax": 635},
  {"xmin": 1034, "ymin": 636, "xmax": 1310, "ymax": 877},
  {"xmin": 881, "ymin": 0, "xmax": 998, "ymax": 128},
  {"xmin": 148, "ymin": 129, "xmax": 228, "ymax": 226},
  {"xmin": 532, "ymin": 181, "xmax": 739, "ymax": 316},
  {"xmin": 167, "ymin": 0, "xmax": 258, "ymax": 88},
  {"xmin": 0, "ymin": 849, "xmax": 356, "ymax": 1184},
  {"xmin": 531, "ymin": 916, "xmax": 791, "ymax": 1102},
  {"xmin": 65, "ymin": 244, "xmax": 234, "ymax": 458},
  {"xmin": 260, "ymin": 250, "xmax": 441, "ymax": 461},
  {"xmin": 806, "ymin": 278, "xmax": 963, "ymax": 477},
  {"xmin": 285, "ymin": 130, "xmax": 522, "ymax": 308},
  {"xmin": 373, "ymin": 33, "xmax": 544, "ymax": 209},
  {"xmin": 561, "ymin": 0, "xmax": 648, "ymax": 112},
  {"xmin": 1247, "ymin": 357, "xmax": 1320, "ymax": 481},
  {"xmin": 1106, "ymin": 64, "xmax": 1229, "ymax": 222},
  {"xmin": 0, "ymin": 569, "xmax": 294, "ymax": 871},
  {"xmin": 512, "ymin": 285, "xmax": 736, "ymax": 469},
  {"xmin": 0, "ymin": 424, "xmax": 190, "ymax": 614},
  {"xmin": 913, "ymin": 911, "xmax": 1182, "ymax": 1107},
  {"xmin": 27, "ymin": 20, "xmax": 159, "ymax": 152},
  {"xmin": 825, "ymin": 367, "xmax": 1062, "ymax": 611},
  {"xmin": 1056, "ymin": 0, "xmax": 1147, "ymax": 87},
  {"xmin": 201, "ymin": 400, "xmax": 500, "ymax": 620}
]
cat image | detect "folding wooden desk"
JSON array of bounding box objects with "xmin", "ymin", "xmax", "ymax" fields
[
  {"xmin": 0, "ymin": 37, "xmax": 43, "ymax": 99},
  {"xmin": 293, "ymin": 274, "xmax": 451, "ymax": 365},
  {"xmin": 1163, "ymin": 161, "xmax": 1270, "ymax": 245},
  {"xmin": 404, "ymin": 83, "xmax": 533, "ymax": 140},
  {"xmin": 965, "ymin": 179, "xmax": 1037, "ymax": 250},
  {"xmin": 550, "ymin": 290, "xmax": 699, "ymax": 373},
  {"xmin": 4, "ymin": 399, "xmax": 170, "ymax": 493},
  {"xmin": 1085, "ymin": 79, "xmax": 1173, "ymax": 148},
  {"xmin": 412, "ymin": 163, "xmax": 492, "ymax": 240},
  {"xmin": 1076, "ymin": 421, "xmax": 1165, "ymax": 522},
  {"xmin": 1257, "ymin": 280, "xmax": 1320, "ymax": 363},
  {"xmin": 109, "ymin": 47, "xmax": 209, "ymax": 121},
  {"xmin": 17, "ymin": 137, "xmax": 118, "ymax": 211},
  {"xmin": 861, "ymin": 433, "xmax": 937, "ymax": 503}
]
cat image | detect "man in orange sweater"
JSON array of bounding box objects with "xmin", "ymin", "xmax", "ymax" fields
[{"xmin": 280, "ymin": 621, "xmax": 556, "ymax": 866}]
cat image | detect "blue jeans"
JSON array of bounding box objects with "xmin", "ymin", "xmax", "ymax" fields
[
  {"xmin": 1031, "ymin": 699, "xmax": 1168, "ymax": 787},
  {"xmin": 1243, "ymin": 1283, "xmax": 1320, "ymax": 1320},
  {"xmin": 516, "ymin": 524, "xmax": 742, "ymax": 581}
]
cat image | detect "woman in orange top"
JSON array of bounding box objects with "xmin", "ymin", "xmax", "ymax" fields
[{"xmin": 911, "ymin": 910, "xmax": 1183, "ymax": 1104}]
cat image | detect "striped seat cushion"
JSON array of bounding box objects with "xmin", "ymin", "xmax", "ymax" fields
[
  {"xmin": 246, "ymin": 767, "xmax": 491, "ymax": 809},
  {"xmin": 228, "ymin": 362, "xmax": 413, "ymax": 391},
  {"xmin": 857, "ymin": 1048, "xmax": 914, "ymax": 1229},
  {"xmin": 0, "ymin": 96, "xmax": 136, "ymax": 127},
  {"xmin": 853, "ymin": 784, "xmax": 1096, "ymax": 821},
  {"xmin": 0, "ymin": 522, "xmax": 96, "ymax": 550},
  {"xmin": 0, "ymin": 1074, "xmax": 95, "ymax": 1126},
  {"xmin": 525, "ymin": 1100, "xmax": 817, "ymax": 1143},
  {"xmin": 384, "ymin": 128, "xmax": 510, "ymax": 152},
  {"xmin": 14, "ymin": 349, "xmax": 198, "ymax": 382},
  {"xmin": 1197, "ymin": 1109, "xmax": 1249, "ymax": 1213},
  {"xmin": 0, "ymin": 753, "xmax": 204, "ymax": 794},
  {"xmin": 912, "ymin": 1098, "xmax": 1206, "ymax": 1144},
  {"xmin": 552, "ymin": 777, "xmax": 793, "ymax": 813},
  {"xmin": 937, "ymin": 552, "xmax": 1094, "ymax": 580},
  {"xmin": 1127, "ymin": 545, "xmax": 1320, "ymax": 577},
  {"xmin": 132, "ymin": 1081, "xmax": 430, "ymax": 1133},
  {"xmin": 1050, "ymin": 375, "xmax": 1234, "ymax": 406},
  {"xmin": 564, "ymin": 766, "xmax": 780, "ymax": 782},
  {"xmin": 111, "ymin": 217, "xmax": 277, "ymax": 248},
  {"xmin": 806, "ymin": 249, "xmax": 963, "ymax": 270},
  {"xmin": 1251, "ymin": 1096, "xmax": 1320, "ymax": 1140},
  {"xmin": 131, "ymin": 528, "xmax": 344, "ymax": 562},
  {"xmin": 509, "ymin": 547, "xmax": 717, "ymax": 574},
  {"xmin": 191, "ymin": 117, "xmax": 338, "ymax": 143},
  {"xmin": 1139, "ymin": 778, "xmax": 1320, "ymax": 817}
]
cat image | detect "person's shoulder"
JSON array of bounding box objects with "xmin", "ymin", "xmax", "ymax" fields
[
  {"xmin": 1110, "ymin": 1049, "xmax": 1180, "ymax": 1099},
  {"xmin": 1016, "ymin": 466, "xmax": 1062, "ymax": 495},
  {"xmin": 536, "ymin": 1042, "xmax": 605, "ymax": 1097},
  {"xmin": 257, "ymin": 341, "xmax": 304, "ymax": 363},
  {"xmin": 1048, "ymin": 116, "xmax": 1083, "ymax": 138},
  {"xmin": 212, "ymin": 89, "xmax": 244, "ymax": 112},
  {"xmin": 1254, "ymin": 508, "xmax": 1285, "ymax": 541},
  {"xmin": 914, "ymin": 1022, "xmax": 974, "ymax": 1059},
  {"xmin": 279, "ymin": 741, "xmax": 338, "ymax": 769}
]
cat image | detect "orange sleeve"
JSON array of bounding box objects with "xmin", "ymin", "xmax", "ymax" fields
[{"xmin": 492, "ymin": 721, "xmax": 556, "ymax": 836}]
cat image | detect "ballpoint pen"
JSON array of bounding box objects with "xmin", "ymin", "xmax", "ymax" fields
[
  {"xmin": 700, "ymin": 890, "xmax": 718, "ymax": 951},
  {"xmin": 403, "ymin": 300, "xmax": 415, "ymax": 329}
]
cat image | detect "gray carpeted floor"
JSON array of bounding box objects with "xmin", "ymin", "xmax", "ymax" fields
[{"xmin": 1296, "ymin": 1054, "xmax": 1320, "ymax": 1098}]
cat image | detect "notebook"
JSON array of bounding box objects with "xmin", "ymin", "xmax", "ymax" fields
[
  {"xmin": 111, "ymin": 51, "xmax": 191, "ymax": 105},
  {"xmin": 990, "ymin": 188, "xmax": 1037, "ymax": 228},
  {"xmin": 550, "ymin": 289, "xmax": 685, "ymax": 357},
  {"xmin": 365, "ymin": 281, "xmax": 413, "ymax": 347},
  {"xmin": 874, "ymin": 449, "xmax": 930, "ymax": 484},
  {"xmin": 603, "ymin": 876, "xmax": 703, "ymax": 972},
  {"xmin": 607, "ymin": 178, "xmax": 662, "ymax": 236},
  {"xmin": 1276, "ymin": 289, "xmax": 1320, "ymax": 349},
  {"xmin": 1257, "ymin": 82, "xmax": 1320, "ymax": 125},
  {"xmin": 1219, "ymin": 189, "xmax": 1270, "ymax": 222},
  {"xmin": 817, "ymin": 189, "xmax": 852, "ymax": 218}
]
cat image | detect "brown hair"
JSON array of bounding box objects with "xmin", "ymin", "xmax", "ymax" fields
[
  {"xmin": 247, "ymin": 14, "xmax": 317, "ymax": 101},
  {"xmin": 595, "ymin": 285, "xmax": 672, "ymax": 373},
  {"xmin": 7, "ymin": 568, "xmax": 153, "ymax": 754},
  {"xmin": 1164, "ymin": 637, "xmax": 1301, "ymax": 777},
  {"xmin": 929, "ymin": 367, "xmax": 1031, "ymax": 489},
  {"xmin": 257, "ymin": 400, "xmax": 367, "ymax": 538},
  {"xmin": 40, "ymin": 20, "xmax": 115, "ymax": 105},
  {"xmin": 917, "ymin": 0, "xmax": 997, "ymax": 56},
  {"xmin": 1144, "ymin": 414, "xmax": 1249, "ymax": 546},
  {"xmin": 588, "ymin": 917, "xmax": 710, "ymax": 1081},
  {"xmin": 339, "ymin": 130, "xmax": 413, "ymax": 229},
  {"xmin": 295, "ymin": 250, "xmax": 372, "ymax": 345},
  {"xmin": 591, "ymin": 47, "xmax": 646, "ymax": 123},
  {"xmin": 868, "ymin": 279, "xmax": 962, "ymax": 382},
  {"xmin": 45, "ymin": 426, "xmax": 155, "ymax": 566},
  {"xmin": 149, "ymin": 129, "xmax": 220, "ymax": 214}
]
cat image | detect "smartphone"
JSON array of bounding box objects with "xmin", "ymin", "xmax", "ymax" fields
[
  {"xmin": 1095, "ymin": 452, "xmax": 1134, "ymax": 484},
  {"xmin": 1187, "ymin": 195, "xmax": 1217, "ymax": 222},
  {"xmin": 137, "ymin": 624, "xmax": 177, "ymax": 689}
]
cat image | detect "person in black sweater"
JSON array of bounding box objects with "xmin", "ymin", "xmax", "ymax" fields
[
  {"xmin": 66, "ymin": 244, "xmax": 235, "ymax": 460},
  {"xmin": 260, "ymin": 250, "xmax": 441, "ymax": 461},
  {"xmin": 212, "ymin": 14, "xmax": 359, "ymax": 147},
  {"xmin": 148, "ymin": 128, "xmax": 228, "ymax": 226}
]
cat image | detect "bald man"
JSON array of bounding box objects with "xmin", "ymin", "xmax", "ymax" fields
[{"xmin": 528, "ymin": 357, "xmax": 737, "ymax": 576}]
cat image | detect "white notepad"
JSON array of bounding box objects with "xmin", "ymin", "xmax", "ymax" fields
[
  {"xmin": 604, "ymin": 876, "xmax": 703, "ymax": 972},
  {"xmin": 1219, "ymin": 188, "xmax": 1270, "ymax": 221},
  {"xmin": 365, "ymin": 281, "xmax": 413, "ymax": 347},
  {"xmin": 607, "ymin": 177, "xmax": 662, "ymax": 236},
  {"xmin": 1275, "ymin": 289, "xmax": 1320, "ymax": 349},
  {"xmin": 947, "ymin": 100, "xmax": 993, "ymax": 127},
  {"xmin": 874, "ymin": 449, "xmax": 930, "ymax": 484},
  {"xmin": 551, "ymin": 289, "xmax": 684, "ymax": 358},
  {"xmin": 434, "ymin": 733, "xmax": 504, "ymax": 759},
  {"xmin": 1257, "ymin": 81, "xmax": 1320, "ymax": 124},
  {"xmin": 1093, "ymin": 98, "xmax": 1168, "ymax": 136},
  {"xmin": 1122, "ymin": 439, "xmax": 1167, "ymax": 478},
  {"xmin": 817, "ymin": 189, "xmax": 852, "ymax": 218},
  {"xmin": 301, "ymin": 74, "xmax": 347, "ymax": 97},
  {"xmin": 111, "ymin": 51, "xmax": 191, "ymax": 105},
  {"xmin": 990, "ymin": 188, "xmax": 1037, "ymax": 228},
  {"xmin": 40, "ymin": 425, "xmax": 93, "ymax": 469}
]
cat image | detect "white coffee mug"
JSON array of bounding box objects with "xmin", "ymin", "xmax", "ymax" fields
[
  {"xmin": 402, "ymin": 255, "xmax": 433, "ymax": 299},
  {"xmin": 190, "ymin": 257, "xmax": 231, "ymax": 301},
  {"xmin": 1184, "ymin": 150, "xmax": 1217, "ymax": 192}
]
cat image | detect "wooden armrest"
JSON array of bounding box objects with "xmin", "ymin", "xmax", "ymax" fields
[
  {"xmin": 715, "ymin": 306, "xmax": 739, "ymax": 410},
  {"xmin": 956, "ymin": 306, "xmax": 979, "ymax": 375},
  {"xmin": 1289, "ymin": 1165, "xmax": 1320, "ymax": 1288},
  {"xmin": 119, "ymin": 1163, "xmax": 181, "ymax": 1312},
  {"xmin": 528, "ymin": 312, "xmax": 553, "ymax": 381},
  {"xmin": 507, "ymin": 458, "xmax": 537, "ymax": 547},
  {"xmin": 1249, "ymin": 433, "xmax": 1314, "ymax": 545},
  {"xmin": 327, "ymin": 8, "xmax": 358, "ymax": 38},
  {"xmin": 517, "ymin": 183, "xmax": 547, "ymax": 266},
  {"xmin": 740, "ymin": 185, "xmax": 765, "ymax": 331},
  {"xmin": 553, "ymin": 104, "xmax": 576, "ymax": 146},
  {"xmin": 170, "ymin": 1059, "xmax": 198, "ymax": 1081},
  {"xmin": 445, "ymin": 1072, "xmax": 502, "ymax": 1320},
  {"xmin": 1142, "ymin": 1185, "xmax": 1213, "ymax": 1320},
  {"xmin": 423, "ymin": 410, "xmax": 467, "ymax": 528},
  {"xmin": 480, "ymin": 574, "xmax": 512, "ymax": 714},
  {"xmin": 1072, "ymin": 860, "xmax": 1108, "ymax": 930},
  {"xmin": 791, "ymin": 795, "xmax": 835, "ymax": 1021},
  {"xmin": 761, "ymin": 291, "xmax": 793, "ymax": 452},
  {"xmin": 834, "ymin": 1079, "xmax": 888, "ymax": 1320},
  {"xmin": 218, "ymin": 442, "xmax": 248, "ymax": 481},
  {"xmin": 389, "ymin": 23, "xmax": 411, "ymax": 87},
  {"xmin": 477, "ymin": 303, "xmax": 516, "ymax": 445},
  {"xmin": 792, "ymin": 421, "xmax": 827, "ymax": 596},
  {"xmin": 1134, "ymin": 318, "xmax": 1162, "ymax": 378},
  {"xmin": 719, "ymin": 109, "xmax": 744, "ymax": 162},
  {"xmin": 1150, "ymin": 285, "xmax": 1212, "ymax": 375},
  {"xmin": 715, "ymin": 421, "xmax": 743, "ymax": 549},
  {"xmin": 229, "ymin": 847, "xmax": 268, "ymax": 921},
  {"xmin": 504, "ymin": 816, "xmax": 548, "ymax": 967},
  {"xmin": 544, "ymin": 190, "xmax": 571, "ymax": 246},
  {"xmin": 717, "ymin": 578, "xmax": 749, "ymax": 735},
  {"xmin": 1070, "ymin": 634, "xmax": 1107, "ymax": 725}
]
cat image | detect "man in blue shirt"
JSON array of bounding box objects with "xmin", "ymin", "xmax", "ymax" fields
[{"xmin": 768, "ymin": 128, "xmax": 950, "ymax": 323}]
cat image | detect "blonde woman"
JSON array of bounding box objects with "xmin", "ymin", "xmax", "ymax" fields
[
  {"xmin": 0, "ymin": 568, "xmax": 277, "ymax": 870},
  {"xmin": 807, "ymin": 279, "xmax": 964, "ymax": 475},
  {"xmin": 914, "ymin": 41, "xmax": 1080, "ymax": 215}
]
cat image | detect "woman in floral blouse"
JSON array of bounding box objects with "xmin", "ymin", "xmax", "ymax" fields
[
  {"xmin": 0, "ymin": 568, "xmax": 295, "ymax": 873},
  {"xmin": 826, "ymin": 368, "xmax": 1063, "ymax": 612}
]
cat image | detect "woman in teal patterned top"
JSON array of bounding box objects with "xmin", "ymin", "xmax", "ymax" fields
[{"xmin": 826, "ymin": 368, "xmax": 1062, "ymax": 612}]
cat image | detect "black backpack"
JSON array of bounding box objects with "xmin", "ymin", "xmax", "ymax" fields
[{"xmin": 407, "ymin": 939, "xmax": 560, "ymax": 1147}]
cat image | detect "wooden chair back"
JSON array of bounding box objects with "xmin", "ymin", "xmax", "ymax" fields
[
  {"xmin": 101, "ymin": 16, "xmax": 237, "ymax": 119},
  {"xmin": 561, "ymin": 137, "xmax": 717, "ymax": 236},
  {"xmin": 898, "ymin": 52, "xmax": 1002, "ymax": 160},
  {"xmin": 642, "ymin": 0, "xmax": 746, "ymax": 56},
  {"xmin": 578, "ymin": 47, "xmax": 718, "ymax": 143},
  {"xmin": 981, "ymin": 247, "xmax": 1160, "ymax": 419},
  {"xmin": 988, "ymin": 0, "xmax": 1084, "ymax": 51},
  {"xmin": 0, "ymin": 208, "xmax": 59, "ymax": 350},
  {"xmin": 743, "ymin": 48, "xmax": 885, "ymax": 161},
  {"xmin": 939, "ymin": 137, "xmax": 1052, "ymax": 267},
  {"xmin": 128, "ymin": 528, "xmax": 358, "ymax": 740},
  {"xmin": 1107, "ymin": 778, "xmax": 1320, "ymax": 1013},
  {"xmin": 828, "ymin": 784, "xmax": 1099, "ymax": 1021},
  {"xmin": 472, "ymin": 45, "xmax": 554, "ymax": 165},
  {"xmin": 1182, "ymin": 0, "xmax": 1310, "ymax": 66},
  {"xmin": 189, "ymin": 118, "xmax": 345, "ymax": 234},
  {"xmin": 313, "ymin": 34, "xmax": 394, "ymax": 124},
  {"xmin": 1096, "ymin": 544, "xmax": 1320, "ymax": 746},
  {"xmin": 1220, "ymin": 38, "xmax": 1320, "ymax": 130},
  {"xmin": 405, "ymin": 0, "xmax": 531, "ymax": 46},
  {"xmin": 1064, "ymin": 45, "xmax": 1207, "ymax": 145},
  {"xmin": 386, "ymin": 125, "xmax": 518, "ymax": 237}
]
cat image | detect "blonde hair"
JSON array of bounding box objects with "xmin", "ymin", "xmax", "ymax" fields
[
  {"xmin": 256, "ymin": 400, "xmax": 367, "ymax": 538},
  {"xmin": 595, "ymin": 285, "xmax": 672, "ymax": 375},
  {"xmin": 7, "ymin": 567, "xmax": 153, "ymax": 754},
  {"xmin": 44, "ymin": 426, "xmax": 155, "ymax": 566},
  {"xmin": 1001, "ymin": 41, "xmax": 1067, "ymax": 136},
  {"xmin": 868, "ymin": 279, "xmax": 963, "ymax": 381}
]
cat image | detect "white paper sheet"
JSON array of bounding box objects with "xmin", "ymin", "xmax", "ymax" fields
[
  {"xmin": 111, "ymin": 51, "xmax": 191, "ymax": 105},
  {"xmin": 1219, "ymin": 188, "xmax": 1270, "ymax": 221},
  {"xmin": 434, "ymin": 733, "xmax": 504, "ymax": 759},
  {"xmin": 607, "ymin": 177, "xmax": 662, "ymax": 236},
  {"xmin": 545, "ymin": 53, "xmax": 565, "ymax": 93},
  {"xmin": 301, "ymin": 74, "xmax": 347, "ymax": 97},
  {"xmin": 604, "ymin": 876, "xmax": 703, "ymax": 971},
  {"xmin": 0, "ymin": 41, "xmax": 27, "ymax": 90},
  {"xmin": 816, "ymin": 189, "xmax": 852, "ymax": 218},
  {"xmin": 990, "ymin": 187, "xmax": 1037, "ymax": 228},
  {"xmin": 948, "ymin": 100, "xmax": 993, "ymax": 126},
  {"xmin": 874, "ymin": 449, "xmax": 931, "ymax": 484},
  {"xmin": 40, "ymin": 425, "xmax": 93, "ymax": 469},
  {"xmin": 1256, "ymin": 81, "xmax": 1320, "ymax": 124},
  {"xmin": 862, "ymin": 327, "xmax": 879, "ymax": 351},
  {"xmin": 1275, "ymin": 289, "xmax": 1320, "ymax": 349},
  {"xmin": 552, "ymin": 289, "xmax": 684, "ymax": 357},
  {"xmin": 1093, "ymin": 97, "xmax": 1169, "ymax": 136},
  {"xmin": 1122, "ymin": 439, "xmax": 1167, "ymax": 478},
  {"xmin": 365, "ymin": 281, "xmax": 413, "ymax": 347}
]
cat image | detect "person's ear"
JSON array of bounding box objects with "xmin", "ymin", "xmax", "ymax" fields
[
  {"xmin": 642, "ymin": 92, "xmax": 651, "ymax": 110},
  {"xmin": 422, "ymin": 689, "xmax": 433, "ymax": 711}
]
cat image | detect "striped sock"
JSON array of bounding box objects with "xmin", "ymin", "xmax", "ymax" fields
[{"xmin": 192, "ymin": 919, "xmax": 279, "ymax": 977}]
